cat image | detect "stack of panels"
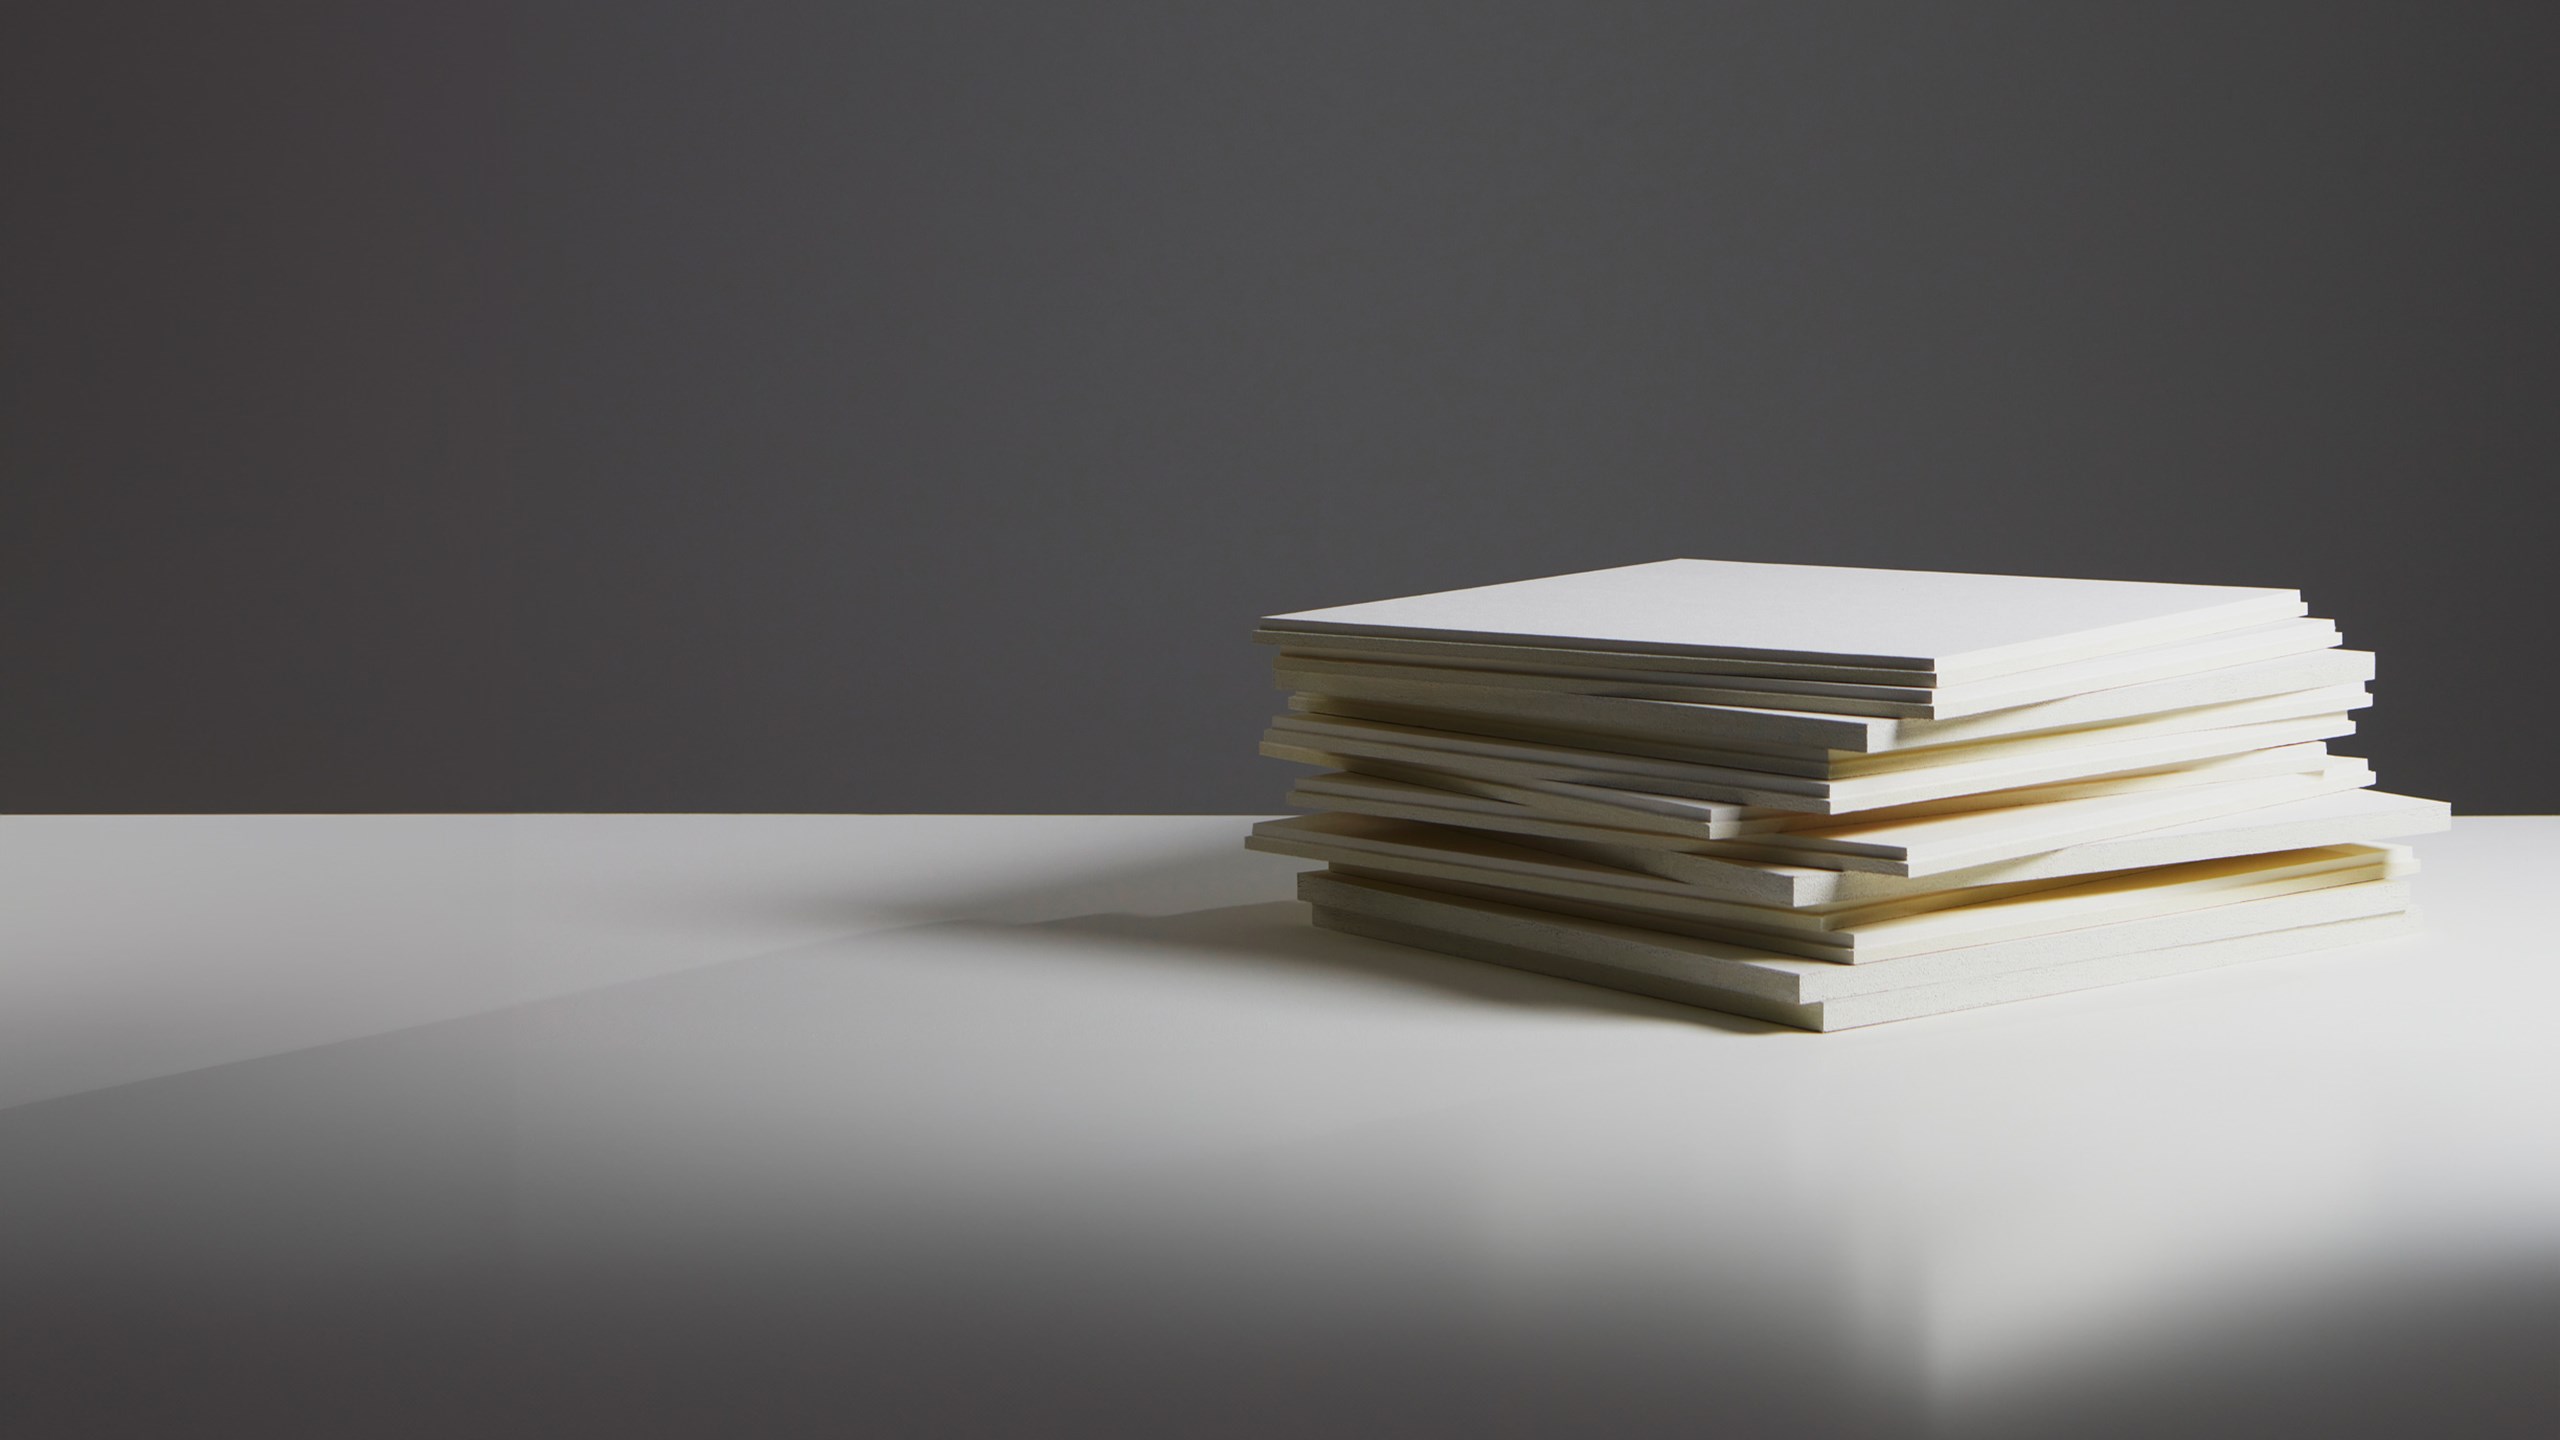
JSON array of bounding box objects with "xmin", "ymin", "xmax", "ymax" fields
[{"xmin": 1245, "ymin": 560, "xmax": 2449, "ymax": 1031}]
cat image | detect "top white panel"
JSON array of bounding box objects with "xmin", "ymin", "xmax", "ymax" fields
[{"xmin": 1263, "ymin": 560, "xmax": 2306, "ymax": 680}]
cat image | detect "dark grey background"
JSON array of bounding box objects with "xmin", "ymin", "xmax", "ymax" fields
[{"xmin": 7, "ymin": 2, "xmax": 2554, "ymax": 815}]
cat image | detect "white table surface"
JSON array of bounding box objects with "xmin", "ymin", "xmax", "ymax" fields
[{"xmin": 4, "ymin": 815, "xmax": 2554, "ymax": 1438}]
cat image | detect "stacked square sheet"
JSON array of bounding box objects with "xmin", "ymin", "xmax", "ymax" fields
[{"xmin": 1246, "ymin": 559, "xmax": 2449, "ymax": 1031}]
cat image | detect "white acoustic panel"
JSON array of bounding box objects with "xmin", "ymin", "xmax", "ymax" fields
[
  {"xmin": 1300, "ymin": 869, "xmax": 2413, "ymax": 1007},
  {"xmin": 1281, "ymin": 646, "xmax": 2372, "ymax": 753},
  {"xmin": 1260, "ymin": 627, "xmax": 1954, "ymax": 683},
  {"xmin": 1264, "ymin": 559, "xmax": 2304, "ymax": 680},
  {"xmin": 1308, "ymin": 889, "xmax": 2417, "ymax": 1031},
  {"xmin": 1498, "ymin": 745, "xmax": 2338, "ymax": 836},
  {"xmin": 1265, "ymin": 738, "xmax": 2338, "ymax": 841},
  {"xmin": 1297, "ymin": 759, "xmax": 2375, "ymax": 877},
  {"xmin": 1266, "ymin": 708, "xmax": 2359, "ymax": 814},
  {"xmin": 1275, "ymin": 620, "xmax": 2349, "ymax": 723},
  {"xmin": 1272, "ymin": 688, "xmax": 2366, "ymax": 783},
  {"xmin": 1250, "ymin": 814, "xmax": 2407, "ymax": 961},
  {"xmin": 1289, "ymin": 765, "xmax": 2433, "ymax": 901}
]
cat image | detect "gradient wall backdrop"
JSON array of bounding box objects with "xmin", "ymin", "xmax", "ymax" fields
[{"xmin": 8, "ymin": 3, "xmax": 2554, "ymax": 814}]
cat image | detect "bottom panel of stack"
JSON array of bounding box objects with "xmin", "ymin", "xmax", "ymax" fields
[
  {"xmin": 1299, "ymin": 868, "xmax": 2418, "ymax": 1032},
  {"xmin": 1251, "ymin": 792, "xmax": 2444, "ymax": 1031}
]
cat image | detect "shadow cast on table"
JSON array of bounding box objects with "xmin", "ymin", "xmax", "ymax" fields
[
  {"xmin": 613, "ymin": 827, "xmax": 1798, "ymax": 1036},
  {"xmin": 610, "ymin": 826, "xmax": 1291, "ymax": 934},
  {"xmin": 1005, "ymin": 899, "xmax": 1795, "ymax": 1036}
]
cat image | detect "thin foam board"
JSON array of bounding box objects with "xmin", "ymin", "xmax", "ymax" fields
[
  {"xmin": 1263, "ymin": 738, "xmax": 2337, "ymax": 839},
  {"xmin": 1511, "ymin": 782, "xmax": 2442, "ymax": 896},
  {"xmin": 1285, "ymin": 763, "xmax": 2373, "ymax": 865},
  {"xmin": 1287, "ymin": 752, "xmax": 2351, "ymax": 861},
  {"xmin": 1288, "ymin": 763, "xmax": 2420, "ymax": 901},
  {"xmin": 1307, "ymin": 886, "xmax": 2418, "ymax": 1031},
  {"xmin": 1273, "ymin": 751, "xmax": 1762, "ymax": 835},
  {"xmin": 1253, "ymin": 622, "xmax": 2343, "ymax": 690},
  {"xmin": 1300, "ymin": 869, "xmax": 2413, "ymax": 1005},
  {"xmin": 1274, "ymin": 620, "xmax": 2347, "ymax": 722},
  {"xmin": 1260, "ymin": 627, "xmax": 1997, "ymax": 684},
  {"xmin": 1325, "ymin": 852, "xmax": 2406, "ymax": 964},
  {"xmin": 1290, "ymin": 743, "xmax": 2344, "ymax": 845},
  {"xmin": 1284, "ymin": 656, "xmax": 2373, "ymax": 759},
  {"xmin": 1268, "ymin": 695, "xmax": 2363, "ymax": 785},
  {"xmin": 1262, "ymin": 559, "xmax": 2305, "ymax": 681},
  {"xmin": 1753, "ymin": 686, "xmax": 2363, "ymax": 777},
  {"xmin": 1256, "ymin": 807, "xmax": 2411, "ymax": 921},
  {"xmin": 1662, "ymin": 757, "xmax": 2385, "ymax": 872},
  {"xmin": 1266, "ymin": 709, "xmax": 2359, "ymax": 813},
  {"xmin": 1493, "ymin": 746, "xmax": 2335, "ymax": 835},
  {"xmin": 1255, "ymin": 811, "xmax": 2103, "ymax": 933},
  {"xmin": 1248, "ymin": 814, "xmax": 2407, "ymax": 960}
]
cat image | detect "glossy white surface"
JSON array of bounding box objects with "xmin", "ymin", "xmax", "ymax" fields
[{"xmin": 5, "ymin": 815, "xmax": 2554, "ymax": 1436}]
